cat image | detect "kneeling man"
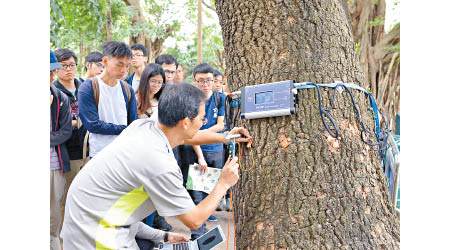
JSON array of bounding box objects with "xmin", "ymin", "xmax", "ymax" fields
[{"xmin": 61, "ymin": 83, "xmax": 251, "ymax": 249}]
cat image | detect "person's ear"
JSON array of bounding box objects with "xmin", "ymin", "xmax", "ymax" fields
[
  {"xmin": 177, "ymin": 117, "xmax": 190, "ymax": 130},
  {"xmin": 144, "ymin": 56, "xmax": 148, "ymax": 63},
  {"xmin": 102, "ymin": 56, "xmax": 108, "ymax": 67}
]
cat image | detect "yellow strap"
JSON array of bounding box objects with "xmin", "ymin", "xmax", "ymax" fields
[{"xmin": 95, "ymin": 185, "xmax": 149, "ymax": 250}]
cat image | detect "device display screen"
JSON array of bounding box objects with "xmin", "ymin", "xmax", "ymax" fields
[{"xmin": 255, "ymin": 91, "xmax": 274, "ymax": 104}]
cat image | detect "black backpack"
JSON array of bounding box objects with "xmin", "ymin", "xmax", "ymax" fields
[{"xmin": 212, "ymin": 91, "xmax": 230, "ymax": 132}]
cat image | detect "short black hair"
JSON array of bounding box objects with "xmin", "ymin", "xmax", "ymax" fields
[
  {"xmin": 193, "ymin": 63, "xmax": 214, "ymax": 78},
  {"xmin": 213, "ymin": 69, "xmax": 223, "ymax": 77},
  {"xmin": 130, "ymin": 44, "xmax": 148, "ymax": 57},
  {"xmin": 158, "ymin": 83, "xmax": 206, "ymax": 127},
  {"xmin": 54, "ymin": 48, "xmax": 78, "ymax": 64},
  {"xmin": 102, "ymin": 41, "xmax": 132, "ymax": 58},
  {"xmin": 85, "ymin": 52, "xmax": 103, "ymax": 63},
  {"xmin": 155, "ymin": 54, "xmax": 178, "ymax": 67},
  {"xmin": 84, "ymin": 52, "xmax": 103, "ymax": 71}
]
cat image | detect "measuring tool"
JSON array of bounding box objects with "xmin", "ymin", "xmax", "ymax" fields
[
  {"xmin": 225, "ymin": 133, "xmax": 242, "ymax": 159},
  {"xmin": 240, "ymin": 80, "xmax": 296, "ymax": 119}
]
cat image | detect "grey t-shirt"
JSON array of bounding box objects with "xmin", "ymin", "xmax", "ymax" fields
[{"xmin": 61, "ymin": 119, "xmax": 195, "ymax": 250}]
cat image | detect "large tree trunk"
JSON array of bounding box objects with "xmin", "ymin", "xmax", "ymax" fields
[
  {"xmin": 197, "ymin": 0, "xmax": 203, "ymax": 64},
  {"xmin": 216, "ymin": 0, "xmax": 400, "ymax": 249}
]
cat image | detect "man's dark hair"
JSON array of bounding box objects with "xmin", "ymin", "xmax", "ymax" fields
[
  {"xmin": 213, "ymin": 69, "xmax": 223, "ymax": 77},
  {"xmin": 102, "ymin": 41, "xmax": 132, "ymax": 58},
  {"xmin": 193, "ymin": 63, "xmax": 214, "ymax": 78},
  {"xmin": 155, "ymin": 54, "xmax": 178, "ymax": 67},
  {"xmin": 130, "ymin": 44, "xmax": 148, "ymax": 57},
  {"xmin": 158, "ymin": 82, "xmax": 206, "ymax": 127},
  {"xmin": 54, "ymin": 48, "xmax": 78, "ymax": 64},
  {"xmin": 84, "ymin": 52, "xmax": 103, "ymax": 71}
]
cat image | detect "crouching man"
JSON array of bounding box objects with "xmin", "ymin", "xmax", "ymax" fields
[{"xmin": 61, "ymin": 83, "xmax": 251, "ymax": 249}]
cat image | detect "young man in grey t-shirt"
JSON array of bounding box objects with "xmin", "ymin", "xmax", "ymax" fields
[{"xmin": 61, "ymin": 83, "xmax": 251, "ymax": 249}]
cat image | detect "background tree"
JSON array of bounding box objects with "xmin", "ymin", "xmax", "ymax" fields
[
  {"xmin": 348, "ymin": 0, "xmax": 400, "ymax": 132},
  {"xmin": 123, "ymin": 0, "xmax": 180, "ymax": 62},
  {"xmin": 216, "ymin": 0, "xmax": 400, "ymax": 249}
]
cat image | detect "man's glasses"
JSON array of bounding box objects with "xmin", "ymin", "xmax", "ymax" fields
[
  {"xmin": 195, "ymin": 79, "xmax": 214, "ymax": 87},
  {"xmin": 60, "ymin": 63, "xmax": 77, "ymax": 70},
  {"xmin": 132, "ymin": 54, "xmax": 144, "ymax": 58},
  {"xmin": 149, "ymin": 80, "xmax": 163, "ymax": 86},
  {"xmin": 201, "ymin": 117, "xmax": 208, "ymax": 125},
  {"xmin": 164, "ymin": 70, "xmax": 176, "ymax": 76}
]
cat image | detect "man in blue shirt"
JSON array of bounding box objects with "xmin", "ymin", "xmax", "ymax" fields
[
  {"xmin": 78, "ymin": 41, "xmax": 138, "ymax": 159},
  {"xmin": 185, "ymin": 63, "xmax": 226, "ymax": 240}
]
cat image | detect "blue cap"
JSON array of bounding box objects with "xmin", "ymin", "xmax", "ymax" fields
[{"xmin": 50, "ymin": 50, "xmax": 62, "ymax": 71}]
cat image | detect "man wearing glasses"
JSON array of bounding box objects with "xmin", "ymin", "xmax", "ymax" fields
[
  {"xmin": 80, "ymin": 51, "xmax": 104, "ymax": 82},
  {"xmin": 50, "ymin": 50, "xmax": 72, "ymax": 250},
  {"xmin": 155, "ymin": 54, "xmax": 178, "ymax": 84},
  {"xmin": 126, "ymin": 44, "xmax": 149, "ymax": 92},
  {"xmin": 186, "ymin": 63, "xmax": 227, "ymax": 240},
  {"xmin": 78, "ymin": 41, "xmax": 138, "ymax": 159},
  {"xmin": 53, "ymin": 49, "xmax": 90, "ymax": 212}
]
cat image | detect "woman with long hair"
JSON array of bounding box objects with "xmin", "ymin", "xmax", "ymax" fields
[{"xmin": 136, "ymin": 63, "xmax": 166, "ymax": 120}]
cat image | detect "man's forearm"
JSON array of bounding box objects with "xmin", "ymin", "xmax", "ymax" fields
[
  {"xmin": 184, "ymin": 130, "xmax": 224, "ymax": 146},
  {"xmin": 177, "ymin": 182, "xmax": 228, "ymax": 229}
]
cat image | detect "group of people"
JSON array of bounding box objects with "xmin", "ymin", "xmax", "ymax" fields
[{"xmin": 50, "ymin": 41, "xmax": 251, "ymax": 250}]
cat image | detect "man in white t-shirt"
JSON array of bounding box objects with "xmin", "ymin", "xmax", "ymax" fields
[
  {"xmin": 61, "ymin": 83, "xmax": 251, "ymax": 249},
  {"xmin": 78, "ymin": 41, "xmax": 138, "ymax": 158}
]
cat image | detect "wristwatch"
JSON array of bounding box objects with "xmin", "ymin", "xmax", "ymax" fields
[{"xmin": 164, "ymin": 232, "xmax": 169, "ymax": 242}]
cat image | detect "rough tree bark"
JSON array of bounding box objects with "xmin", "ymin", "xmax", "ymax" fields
[
  {"xmin": 106, "ymin": 0, "xmax": 112, "ymax": 41},
  {"xmin": 197, "ymin": 0, "xmax": 203, "ymax": 64},
  {"xmin": 216, "ymin": 0, "xmax": 400, "ymax": 249},
  {"xmin": 348, "ymin": 0, "xmax": 400, "ymax": 129},
  {"xmin": 123, "ymin": 0, "xmax": 175, "ymax": 62}
]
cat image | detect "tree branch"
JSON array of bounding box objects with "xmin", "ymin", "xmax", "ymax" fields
[{"xmin": 202, "ymin": 0, "xmax": 215, "ymax": 12}]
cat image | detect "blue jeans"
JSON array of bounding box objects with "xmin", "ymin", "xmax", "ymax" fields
[{"xmin": 186, "ymin": 149, "xmax": 224, "ymax": 235}]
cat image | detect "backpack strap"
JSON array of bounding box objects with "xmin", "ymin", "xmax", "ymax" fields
[
  {"xmin": 213, "ymin": 91, "xmax": 221, "ymax": 110},
  {"xmin": 90, "ymin": 76, "xmax": 100, "ymax": 108},
  {"xmin": 120, "ymin": 80, "xmax": 131, "ymax": 103},
  {"xmin": 91, "ymin": 77, "xmax": 131, "ymax": 109}
]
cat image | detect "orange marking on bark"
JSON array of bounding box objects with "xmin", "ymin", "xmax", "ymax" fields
[
  {"xmin": 326, "ymin": 134, "xmax": 340, "ymax": 152},
  {"xmin": 317, "ymin": 190, "xmax": 326, "ymax": 199},
  {"xmin": 287, "ymin": 16, "xmax": 295, "ymax": 24},
  {"xmin": 256, "ymin": 221, "xmax": 264, "ymax": 231},
  {"xmin": 279, "ymin": 134, "xmax": 292, "ymax": 150},
  {"xmin": 279, "ymin": 51, "xmax": 288, "ymax": 60}
]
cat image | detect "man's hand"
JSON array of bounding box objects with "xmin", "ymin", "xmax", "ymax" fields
[
  {"xmin": 198, "ymin": 158, "xmax": 207, "ymax": 174},
  {"xmin": 227, "ymin": 127, "xmax": 253, "ymax": 146},
  {"xmin": 167, "ymin": 232, "xmax": 189, "ymax": 243},
  {"xmin": 218, "ymin": 156, "xmax": 239, "ymax": 190}
]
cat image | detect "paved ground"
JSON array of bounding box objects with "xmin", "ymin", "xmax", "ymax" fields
[{"xmin": 165, "ymin": 210, "xmax": 235, "ymax": 250}]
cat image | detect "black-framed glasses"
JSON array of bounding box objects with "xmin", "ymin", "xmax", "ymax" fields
[
  {"xmin": 132, "ymin": 54, "xmax": 144, "ymax": 58},
  {"xmin": 201, "ymin": 117, "xmax": 208, "ymax": 125},
  {"xmin": 149, "ymin": 80, "xmax": 163, "ymax": 86},
  {"xmin": 195, "ymin": 79, "xmax": 214, "ymax": 87},
  {"xmin": 60, "ymin": 63, "xmax": 77, "ymax": 70}
]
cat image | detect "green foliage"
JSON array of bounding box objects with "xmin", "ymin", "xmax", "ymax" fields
[
  {"xmin": 369, "ymin": 16, "xmax": 385, "ymax": 27},
  {"xmin": 355, "ymin": 42, "xmax": 361, "ymax": 56},
  {"xmin": 50, "ymin": 0, "xmax": 130, "ymax": 53},
  {"xmin": 387, "ymin": 44, "xmax": 400, "ymax": 53}
]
